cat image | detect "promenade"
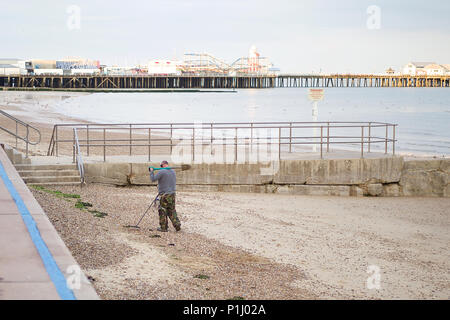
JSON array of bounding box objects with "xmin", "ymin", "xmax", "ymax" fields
[{"xmin": 0, "ymin": 145, "xmax": 98, "ymax": 299}]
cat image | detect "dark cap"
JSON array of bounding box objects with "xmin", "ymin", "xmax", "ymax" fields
[{"xmin": 160, "ymin": 160, "xmax": 169, "ymax": 166}]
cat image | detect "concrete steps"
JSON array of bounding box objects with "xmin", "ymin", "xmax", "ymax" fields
[
  {"xmin": 1, "ymin": 143, "xmax": 82, "ymax": 185},
  {"xmin": 1, "ymin": 144, "xmax": 31, "ymax": 165},
  {"xmin": 15, "ymin": 164, "xmax": 81, "ymax": 186}
]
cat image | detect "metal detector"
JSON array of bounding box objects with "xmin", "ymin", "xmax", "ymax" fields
[{"xmin": 124, "ymin": 192, "xmax": 161, "ymax": 229}]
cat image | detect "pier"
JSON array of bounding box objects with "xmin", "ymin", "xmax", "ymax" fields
[
  {"xmin": 0, "ymin": 74, "xmax": 449, "ymax": 89},
  {"xmin": 277, "ymin": 74, "xmax": 450, "ymax": 88}
]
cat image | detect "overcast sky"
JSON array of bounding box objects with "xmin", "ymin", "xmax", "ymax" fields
[{"xmin": 1, "ymin": 0, "xmax": 449, "ymax": 73}]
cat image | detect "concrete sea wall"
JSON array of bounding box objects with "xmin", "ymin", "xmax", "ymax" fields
[{"xmin": 84, "ymin": 157, "xmax": 449, "ymax": 197}]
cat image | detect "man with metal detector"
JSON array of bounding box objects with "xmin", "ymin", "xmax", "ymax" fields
[{"xmin": 149, "ymin": 160, "xmax": 181, "ymax": 232}]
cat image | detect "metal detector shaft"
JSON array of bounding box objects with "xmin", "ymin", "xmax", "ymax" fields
[{"xmin": 133, "ymin": 193, "xmax": 161, "ymax": 228}]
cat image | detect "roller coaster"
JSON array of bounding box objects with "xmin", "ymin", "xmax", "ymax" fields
[{"xmin": 181, "ymin": 53, "xmax": 275, "ymax": 75}]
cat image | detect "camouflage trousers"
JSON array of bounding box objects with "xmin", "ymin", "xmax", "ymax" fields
[{"xmin": 158, "ymin": 193, "xmax": 181, "ymax": 231}]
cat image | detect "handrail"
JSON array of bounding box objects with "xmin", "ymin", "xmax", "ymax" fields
[
  {"xmin": 0, "ymin": 110, "xmax": 41, "ymax": 158},
  {"xmin": 47, "ymin": 125, "xmax": 56, "ymax": 156},
  {"xmin": 73, "ymin": 128, "xmax": 85, "ymax": 186},
  {"xmin": 49, "ymin": 121, "xmax": 397, "ymax": 162}
]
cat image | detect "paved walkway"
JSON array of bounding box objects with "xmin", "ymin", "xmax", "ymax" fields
[{"xmin": 0, "ymin": 145, "xmax": 98, "ymax": 300}]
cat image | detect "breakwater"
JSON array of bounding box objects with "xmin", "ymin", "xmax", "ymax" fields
[{"xmin": 83, "ymin": 157, "xmax": 449, "ymax": 197}]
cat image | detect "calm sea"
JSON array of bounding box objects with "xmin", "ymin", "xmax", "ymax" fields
[{"xmin": 49, "ymin": 88, "xmax": 450, "ymax": 156}]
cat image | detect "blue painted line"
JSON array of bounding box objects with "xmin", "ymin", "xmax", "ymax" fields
[{"xmin": 0, "ymin": 161, "xmax": 76, "ymax": 300}]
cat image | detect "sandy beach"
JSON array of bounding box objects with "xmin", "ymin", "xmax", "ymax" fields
[
  {"xmin": 2, "ymin": 90, "xmax": 449, "ymax": 300},
  {"xmin": 29, "ymin": 183, "xmax": 450, "ymax": 300}
]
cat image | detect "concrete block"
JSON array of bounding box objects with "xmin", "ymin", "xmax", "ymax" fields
[
  {"xmin": 177, "ymin": 184, "xmax": 219, "ymax": 192},
  {"xmin": 367, "ymin": 183, "xmax": 383, "ymax": 196},
  {"xmin": 84, "ymin": 163, "xmax": 131, "ymax": 185},
  {"xmin": 350, "ymin": 186, "xmax": 364, "ymax": 197},
  {"xmin": 265, "ymin": 185, "xmax": 277, "ymax": 193},
  {"xmin": 382, "ymin": 183, "xmax": 401, "ymax": 197},
  {"xmin": 403, "ymin": 160, "xmax": 441, "ymax": 171},
  {"xmin": 444, "ymin": 184, "xmax": 450, "ymax": 198},
  {"xmin": 274, "ymin": 157, "xmax": 404, "ymax": 185},
  {"xmin": 128, "ymin": 162, "xmax": 156, "ymax": 185},
  {"xmin": 400, "ymin": 170, "xmax": 446, "ymax": 197},
  {"xmin": 175, "ymin": 162, "xmax": 273, "ymax": 185},
  {"xmin": 276, "ymin": 185, "xmax": 290, "ymax": 194},
  {"xmin": 440, "ymin": 160, "xmax": 450, "ymax": 173},
  {"xmin": 288, "ymin": 185, "xmax": 350, "ymax": 196}
]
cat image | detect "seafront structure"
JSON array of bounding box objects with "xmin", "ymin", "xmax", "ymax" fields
[
  {"xmin": 1, "ymin": 73, "xmax": 449, "ymax": 89},
  {"xmin": 0, "ymin": 46, "xmax": 275, "ymax": 77},
  {"xmin": 1, "ymin": 51, "xmax": 450, "ymax": 88},
  {"xmin": 402, "ymin": 62, "xmax": 450, "ymax": 76}
]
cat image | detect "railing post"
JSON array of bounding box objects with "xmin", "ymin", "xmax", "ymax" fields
[
  {"xmin": 368, "ymin": 122, "xmax": 371, "ymax": 153},
  {"xmin": 278, "ymin": 127, "xmax": 281, "ymax": 160},
  {"xmin": 86, "ymin": 124, "xmax": 90, "ymax": 156},
  {"xmin": 235, "ymin": 127, "xmax": 238, "ymax": 163},
  {"xmin": 210, "ymin": 123, "xmax": 213, "ymax": 156},
  {"xmin": 327, "ymin": 122, "xmax": 330, "ymax": 152},
  {"xmin": 256, "ymin": 127, "xmax": 259, "ymax": 162},
  {"xmin": 129, "ymin": 124, "xmax": 132, "ymax": 156},
  {"xmin": 25, "ymin": 125, "xmax": 29, "ymax": 158},
  {"xmin": 15, "ymin": 122, "xmax": 18, "ymax": 148},
  {"xmin": 55, "ymin": 125, "xmax": 59, "ymax": 157},
  {"xmin": 192, "ymin": 128, "xmax": 195, "ymax": 162},
  {"xmin": 393, "ymin": 125, "xmax": 396, "ymax": 156},
  {"xmin": 170, "ymin": 124, "xmax": 173, "ymax": 155},
  {"xmin": 72, "ymin": 129, "xmax": 75, "ymax": 163},
  {"xmin": 103, "ymin": 128, "xmax": 106, "ymax": 162},
  {"xmin": 47, "ymin": 126, "xmax": 55, "ymax": 156},
  {"xmin": 250, "ymin": 123, "xmax": 254, "ymax": 154},
  {"xmin": 385, "ymin": 124, "xmax": 388, "ymax": 154},
  {"xmin": 148, "ymin": 128, "xmax": 151, "ymax": 162},
  {"xmin": 320, "ymin": 126, "xmax": 323, "ymax": 159},
  {"xmin": 361, "ymin": 126, "xmax": 364, "ymax": 158},
  {"xmin": 289, "ymin": 122, "xmax": 292, "ymax": 153}
]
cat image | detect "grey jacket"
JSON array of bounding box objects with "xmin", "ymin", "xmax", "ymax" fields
[{"xmin": 150, "ymin": 169, "xmax": 176, "ymax": 194}]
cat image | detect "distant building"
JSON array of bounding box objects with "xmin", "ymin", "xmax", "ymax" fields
[
  {"xmin": 104, "ymin": 66, "xmax": 135, "ymax": 75},
  {"xmin": 24, "ymin": 58, "xmax": 100, "ymax": 75},
  {"xmin": 0, "ymin": 64, "xmax": 21, "ymax": 75},
  {"xmin": 402, "ymin": 62, "xmax": 436, "ymax": 76},
  {"xmin": 423, "ymin": 64, "xmax": 446, "ymax": 76},
  {"xmin": 33, "ymin": 69, "xmax": 64, "ymax": 75},
  {"xmin": 31, "ymin": 59, "xmax": 57, "ymax": 69},
  {"xmin": 0, "ymin": 58, "xmax": 27, "ymax": 75},
  {"xmin": 441, "ymin": 64, "xmax": 450, "ymax": 75},
  {"xmin": 148, "ymin": 60, "xmax": 179, "ymax": 75},
  {"xmin": 56, "ymin": 58, "xmax": 100, "ymax": 70},
  {"xmin": 385, "ymin": 67, "xmax": 395, "ymax": 75}
]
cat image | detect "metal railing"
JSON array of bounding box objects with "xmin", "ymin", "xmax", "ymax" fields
[
  {"xmin": 0, "ymin": 110, "xmax": 41, "ymax": 158},
  {"xmin": 48, "ymin": 121, "xmax": 397, "ymax": 162},
  {"xmin": 72, "ymin": 128, "xmax": 85, "ymax": 185}
]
